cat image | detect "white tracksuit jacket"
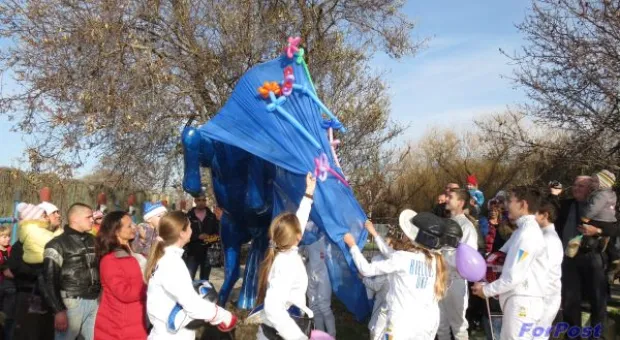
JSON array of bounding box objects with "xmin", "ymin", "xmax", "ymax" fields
[
  {"xmin": 363, "ymin": 254, "xmax": 389, "ymax": 340},
  {"xmin": 300, "ymin": 233, "xmax": 336, "ymax": 337},
  {"xmin": 257, "ymin": 197, "xmax": 313, "ymax": 340},
  {"xmin": 482, "ymin": 215, "xmax": 546, "ymax": 340},
  {"xmin": 437, "ymin": 214, "xmax": 479, "ymax": 340},
  {"xmin": 146, "ymin": 246, "xmax": 233, "ymax": 340},
  {"xmin": 349, "ymin": 238, "xmax": 440, "ymax": 340},
  {"xmin": 537, "ymin": 224, "xmax": 563, "ymax": 339}
]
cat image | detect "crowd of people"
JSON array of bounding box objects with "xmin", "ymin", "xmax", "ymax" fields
[
  {"xmin": 0, "ymin": 169, "xmax": 616, "ymax": 340},
  {"xmin": 418, "ymin": 171, "xmax": 617, "ymax": 340},
  {"xmin": 0, "ymin": 191, "xmax": 227, "ymax": 340}
]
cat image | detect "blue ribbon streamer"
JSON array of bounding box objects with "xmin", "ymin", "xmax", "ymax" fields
[
  {"xmin": 292, "ymin": 84, "xmax": 346, "ymax": 133},
  {"xmin": 267, "ymin": 91, "xmax": 322, "ymax": 150},
  {"xmin": 321, "ymin": 119, "xmax": 344, "ymax": 131}
]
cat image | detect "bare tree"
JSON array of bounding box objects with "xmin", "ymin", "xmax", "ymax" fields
[
  {"xmin": 502, "ymin": 0, "xmax": 620, "ymax": 170},
  {"xmin": 372, "ymin": 112, "xmax": 572, "ymax": 217},
  {"xmin": 0, "ymin": 0, "xmax": 419, "ymax": 188}
]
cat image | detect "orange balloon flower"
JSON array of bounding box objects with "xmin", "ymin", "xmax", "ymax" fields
[{"xmin": 258, "ymin": 81, "xmax": 281, "ymax": 99}]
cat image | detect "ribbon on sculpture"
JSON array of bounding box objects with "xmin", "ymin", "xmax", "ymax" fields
[
  {"xmin": 320, "ymin": 120, "xmax": 343, "ymax": 170},
  {"xmin": 294, "ymin": 47, "xmax": 318, "ymax": 95},
  {"xmin": 314, "ymin": 153, "xmax": 348, "ymax": 187},
  {"xmin": 293, "ymin": 84, "xmax": 346, "ymax": 133},
  {"xmin": 266, "ymin": 91, "xmax": 322, "ymax": 149}
]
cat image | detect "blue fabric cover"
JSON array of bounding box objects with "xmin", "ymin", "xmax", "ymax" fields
[{"xmin": 200, "ymin": 55, "xmax": 370, "ymax": 320}]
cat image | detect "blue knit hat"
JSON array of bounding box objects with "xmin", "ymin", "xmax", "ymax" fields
[{"xmin": 143, "ymin": 201, "xmax": 167, "ymax": 221}]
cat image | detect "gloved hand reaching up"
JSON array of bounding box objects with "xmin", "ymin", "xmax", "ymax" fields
[{"xmin": 208, "ymin": 306, "xmax": 238, "ymax": 332}]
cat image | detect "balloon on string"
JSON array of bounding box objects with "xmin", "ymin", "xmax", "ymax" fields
[
  {"xmin": 455, "ymin": 243, "xmax": 486, "ymax": 282},
  {"xmin": 39, "ymin": 187, "xmax": 51, "ymax": 202}
]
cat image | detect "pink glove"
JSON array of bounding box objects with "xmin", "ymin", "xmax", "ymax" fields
[{"xmin": 310, "ymin": 329, "xmax": 334, "ymax": 340}]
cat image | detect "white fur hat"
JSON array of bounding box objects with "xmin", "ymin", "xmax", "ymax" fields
[
  {"xmin": 38, "ymin": 202, "xmax": 59, "ymax": 215},
  {"xmin": 17, "ymin": 203, "xmax": 45, "ymax": 221}
]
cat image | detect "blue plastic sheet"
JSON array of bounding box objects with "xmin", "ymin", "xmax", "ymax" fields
[{"xmin": 186, "ymin": 55, "xmax": 370, "ymax": 320}]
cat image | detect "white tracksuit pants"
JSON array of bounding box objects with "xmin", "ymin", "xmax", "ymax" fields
[
  {"xmin": 534, "ymin": 295, "xmax": 561, "ymax": 340},
  {"xmin": 370, "ymin": 306, "xmax": 388, "ymax": 340},
  {"xmin": 437, "ymin": 276, "xmax": 469, "ymax": 340},
  {"xmin": 385, "ymin": 306, "xmax": 440, "ymax": 340},
  {"xmin": 500, "ymin": 295, "xmax": 544, "ymax": 340},
  {"xmin": 307, "ymin": 272, "xmax": 336, "ymax": 337}
]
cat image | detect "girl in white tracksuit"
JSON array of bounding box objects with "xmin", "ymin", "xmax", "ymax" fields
[
  {"xmin": 439, "ymin": 189, "xmax": 479, "ymax": 340},
  {"xmin": 300, "ymin": 230, "xmax": 336, "ymax": 337},
  {"xmin": 363, "ymin": 254, "xmax": 390, "ymax": 340},
  {"xmin": 473, "ymin": 190, "xmax": 547, "ymax": 340},
  {"xmin": 344, "ymin": 214, "xmax": 448, "ymax": 340},
  {"xmin": 535, "ymin": 202, "xmax": 563, "ymax": 340},
  {"xmin": 256, "ymin": 173, "xmax": 316, "ymax": 340},
  {"xmin": 145, "ymin": 211, "xmax": 237, "ymax": 340}
]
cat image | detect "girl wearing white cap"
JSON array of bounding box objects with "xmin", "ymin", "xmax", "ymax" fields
[{"xmin": 343, "ymin": 210, "xmax": 448, "ymax": 340}]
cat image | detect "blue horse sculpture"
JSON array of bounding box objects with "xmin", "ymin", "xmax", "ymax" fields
[{"xmin": 181, "ymin": 39, "xmax": 371, "ymax": 320}]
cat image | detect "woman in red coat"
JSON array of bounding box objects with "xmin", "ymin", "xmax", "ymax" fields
[{"xmin": 95, "ymin": 211, "xmax": 148, "ymax": 339}]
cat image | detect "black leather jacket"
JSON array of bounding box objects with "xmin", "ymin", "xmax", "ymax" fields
[{"xmin": 42, "ymin": 226, "xmax": 101, "ymax": 313}]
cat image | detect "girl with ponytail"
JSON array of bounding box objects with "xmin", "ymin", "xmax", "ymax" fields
[
  {"xmin": 344, "ymin": 211, "xmax": 449, "ymax": 339},
  {"xmin": 145, "ymin": 211, "xmax": 237, "ymax": 339},
  {"xmin": 256, "ymin": 173, "xmax": 317, "ymax": 340}
]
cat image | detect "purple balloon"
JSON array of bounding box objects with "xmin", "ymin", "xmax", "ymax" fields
[
  {"xmin": 311, "ymin": 330, "xmax": 335, "ymax": 340},
  {"xmin": 456, "ymin": 243, "xmax": 486, "ymax": 282}
]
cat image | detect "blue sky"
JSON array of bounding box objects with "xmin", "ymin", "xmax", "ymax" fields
[{"xmin": 0, "ymin": 0, "xmax": 530, "ymax": 173}]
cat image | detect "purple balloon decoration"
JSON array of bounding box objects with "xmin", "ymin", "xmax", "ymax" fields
[
  {"xmin": 310, "ymin": 330, "xmax": 335, "ymax": 340},
  {"xmin": 455, "ymin": 243, "xmax": 486, "ymax": 282}
]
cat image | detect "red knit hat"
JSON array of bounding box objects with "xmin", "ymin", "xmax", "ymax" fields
[{"xmin": 467, "ymin": 174, "xmax": 478, "ymax": 186}]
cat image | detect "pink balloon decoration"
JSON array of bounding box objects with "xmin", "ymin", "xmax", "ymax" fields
[
  {"xmin": 456, "ymin": 243, "xmax": 486, "ymax": 282},
  {"xmin": 310, "ymin": 330, "xmax": 334, "ymax": 340},
  {"xmin": 282, "ymin": 80, "xmax": 293, "ymax": 96},
  {"xmin": 285, "ymin": 37, "xmax": 301, "ymax": 59},
  {"xmin": 314, "ymin": 153, "xmax": 349, "ymax": 187}
]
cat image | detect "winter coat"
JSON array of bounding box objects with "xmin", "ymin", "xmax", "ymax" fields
[
  {"xmin": 0, "ymin": 246, "xmax": 12, "ymax": 284},
  {"xmin": 19, "ymin": 220, "xmax": 62, "ymax": 264},
  {"xmin": 94, "ymin": 249, "xmax": 147, "ymax": 340},
  {"xmin": 485, "ymin": 223, "xmax": 497, "ymax": 254},
  {"xmin": 42, "ymin": 226, "xmax": 101, "ymax": 313},
  {"xmin": 185, "ymin": 207, "xmax": 219, "ymax": 260}
]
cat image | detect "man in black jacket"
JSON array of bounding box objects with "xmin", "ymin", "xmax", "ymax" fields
[
  {"xmin": 43, "ymin": 203, "xmax": 100, "ymax": 340},
  {"xmin": 557, "ymin": 176, "xmax": 608, "ymax": 337},
  {"xmin": 185, "ymin": 194, "xmax": 219, "ymax": 280},
  {"xmin": 8, "ymin": 240, "xmax": 54, "ymax": 340}
]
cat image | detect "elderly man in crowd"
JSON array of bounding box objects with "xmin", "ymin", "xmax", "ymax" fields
[{"xmin": 557, "ymin": 176, "xmax": 607, "ymax": 337}]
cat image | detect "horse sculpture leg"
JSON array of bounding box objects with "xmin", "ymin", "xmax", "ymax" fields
[{"xmin": 236, "ymin": 228, "xmax": 269, "ymax": 310}]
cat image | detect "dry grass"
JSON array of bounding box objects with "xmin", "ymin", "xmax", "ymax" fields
[{"xmin": 194, "ymin": 299, "xmax": 369, "ymax": 340}]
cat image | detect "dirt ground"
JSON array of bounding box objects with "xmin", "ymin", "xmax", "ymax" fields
[{"xmin": 203, "ymin": 266, "xmax": 487, "ymax": 340}]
